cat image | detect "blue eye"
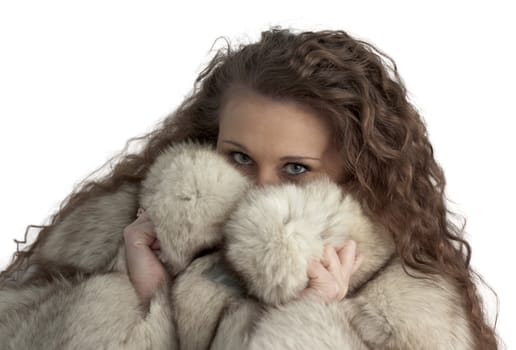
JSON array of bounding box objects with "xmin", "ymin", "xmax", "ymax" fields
[
  {"xmin": 230, "ymin": 151, "xmax": 253, "ymax": 165},
  {"xmin": 284, "ymin": 163, "xmax": 309, "ymax": 175}
]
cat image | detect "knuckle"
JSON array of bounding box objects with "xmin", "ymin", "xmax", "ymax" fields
[
  {"xmin": 340, "ymin": 265, "xmax": 352, "ymax": 279},
  {"xmin": 123, "ymin": 227, "xmax": 133, "ymax": 239},
  {"xmin": 123, "ymin": 227, "xmax": 141, "ymax": 241}
]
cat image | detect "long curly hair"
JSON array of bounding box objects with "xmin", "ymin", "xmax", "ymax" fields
[{"xmin": 1, "ymin": 27, "xmax": 498, "ymax": 348}]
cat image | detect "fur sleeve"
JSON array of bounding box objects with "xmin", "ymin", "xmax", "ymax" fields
[
  {"xmin": 209, "ymin": 260, "xmax": 475, "ymax": 350},
  {"xmin": 349, "ymin": 260, "xmax": 475, "ymax": 350},
  {"xmin": 210, "ymin": 296, "xmax": 370, "ymax": 350},
  {"xmin": 0, "ymin": 273, "xmax": 175, "ymax": 350},
  {"xmin": 32, "ymin": 183, "xmax": 140, "ymax": 274}
]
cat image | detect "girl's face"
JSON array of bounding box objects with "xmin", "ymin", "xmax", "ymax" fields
[{"xmin": 216, "ymin": 88, "xmax": 344, "ymax": 186}]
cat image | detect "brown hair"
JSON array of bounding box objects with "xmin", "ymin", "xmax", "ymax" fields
[{"xmin": 1, "ymin": 27, "xmax": 498, "ymax": 348}]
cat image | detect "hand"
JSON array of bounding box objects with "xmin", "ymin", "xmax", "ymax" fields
[
  {"xmin": 123, "ymin": 208, "xmax": 167, "ymax": 306},
  {"xmin": 300, "ymin": 240, "xmax": 362, "ymax": 303}
]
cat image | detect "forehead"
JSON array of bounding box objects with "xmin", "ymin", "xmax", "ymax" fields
[{"xmin": 218, "ymin": 89, "xmax": 333, "ymax": 155}]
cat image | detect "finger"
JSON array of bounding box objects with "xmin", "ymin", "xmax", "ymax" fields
[
  {"xmin": 133, "ymin": 212, "xmax": 149, "ymax": 225},
  {"xmin": 334, "ymin": 239, "xmax": 356, "ymax": 253},
  {"xmin": 321, "ymin": 241, "xmax": 349, "ymax": 267},
  {"xmin": 131, "ymin": 217, "xmax": 156, "ymax": 235},
  {"xmin": 336, "ymin": 244, "xmax": 357, "ymax": 298},
  {"xmin": 307, "ymin": 259, "xmax": 330, "ymax": 280},
  {"xmin": 305, "ymin": 260, "xmax": 333, "ymax": 301},
  {"xmin": 126, "ymin": 225, "xmax": 157, "ymax": 247},
  {"xmin": 323, "ymin": 245, "xmax": 341, "ymax": 273},
  {"xmin": 337, "ymin": 240, "xmax": 356, "ymax": 266},
  {"xmin": 131, "ymin": 221, "xmax": 156, "ymax": 235},
  {"xmin": 150, "ymin": 238, "xmax": 161, "ymax": 250},
  {"xmin": 331, "ymin": 240, "xmax": 351, "ymax": 251}
]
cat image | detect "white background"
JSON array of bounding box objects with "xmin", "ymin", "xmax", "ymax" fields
[{"xmin": 0, "ymin": 1, "xmax": 514, "ymax": 348}]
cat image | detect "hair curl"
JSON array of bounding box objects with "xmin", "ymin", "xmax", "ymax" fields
[{"xmin": 1, "ymin": 27, "xmax": 499, "ymax": 348}]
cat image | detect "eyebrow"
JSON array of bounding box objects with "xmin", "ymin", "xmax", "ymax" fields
[{"xmin": 222, "ymin": 140, "xmax": 321, "ymax": 161}]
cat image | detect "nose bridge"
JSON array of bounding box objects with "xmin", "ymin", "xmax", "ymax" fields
[{"xmin": 255, "ymin": 165, "xmax": 281, "ymax": 186}]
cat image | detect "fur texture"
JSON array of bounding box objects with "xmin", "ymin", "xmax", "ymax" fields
[
  {"xmin": 139, "ymin": 141, "xmax": 251, "ymax": 275},
  {"xmin": 0, "ymin": 142, "xmax": 474, "ymax": 349},
  {"xmin": 224, "ymin": 178, "xmax": 395, "ymax": 305}
]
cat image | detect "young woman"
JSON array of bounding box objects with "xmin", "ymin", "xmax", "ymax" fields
[{"xmin": 0, "ymin": 27, "xmax": 499, "ymax": 349}]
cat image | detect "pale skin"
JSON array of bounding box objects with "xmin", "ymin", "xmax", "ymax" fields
[{"xmin": 124, "ymin": 87, "xmax": 362, "ymax": 306}]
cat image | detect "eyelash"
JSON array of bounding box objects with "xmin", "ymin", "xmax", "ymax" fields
[{"xmin": 227, "ymin": 151, "xmax": 311, "ymax": 176}]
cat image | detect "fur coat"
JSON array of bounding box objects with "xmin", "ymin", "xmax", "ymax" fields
[{"xmin": 0, "ymin": 142, "xmax": 474, "ymax": 350}]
